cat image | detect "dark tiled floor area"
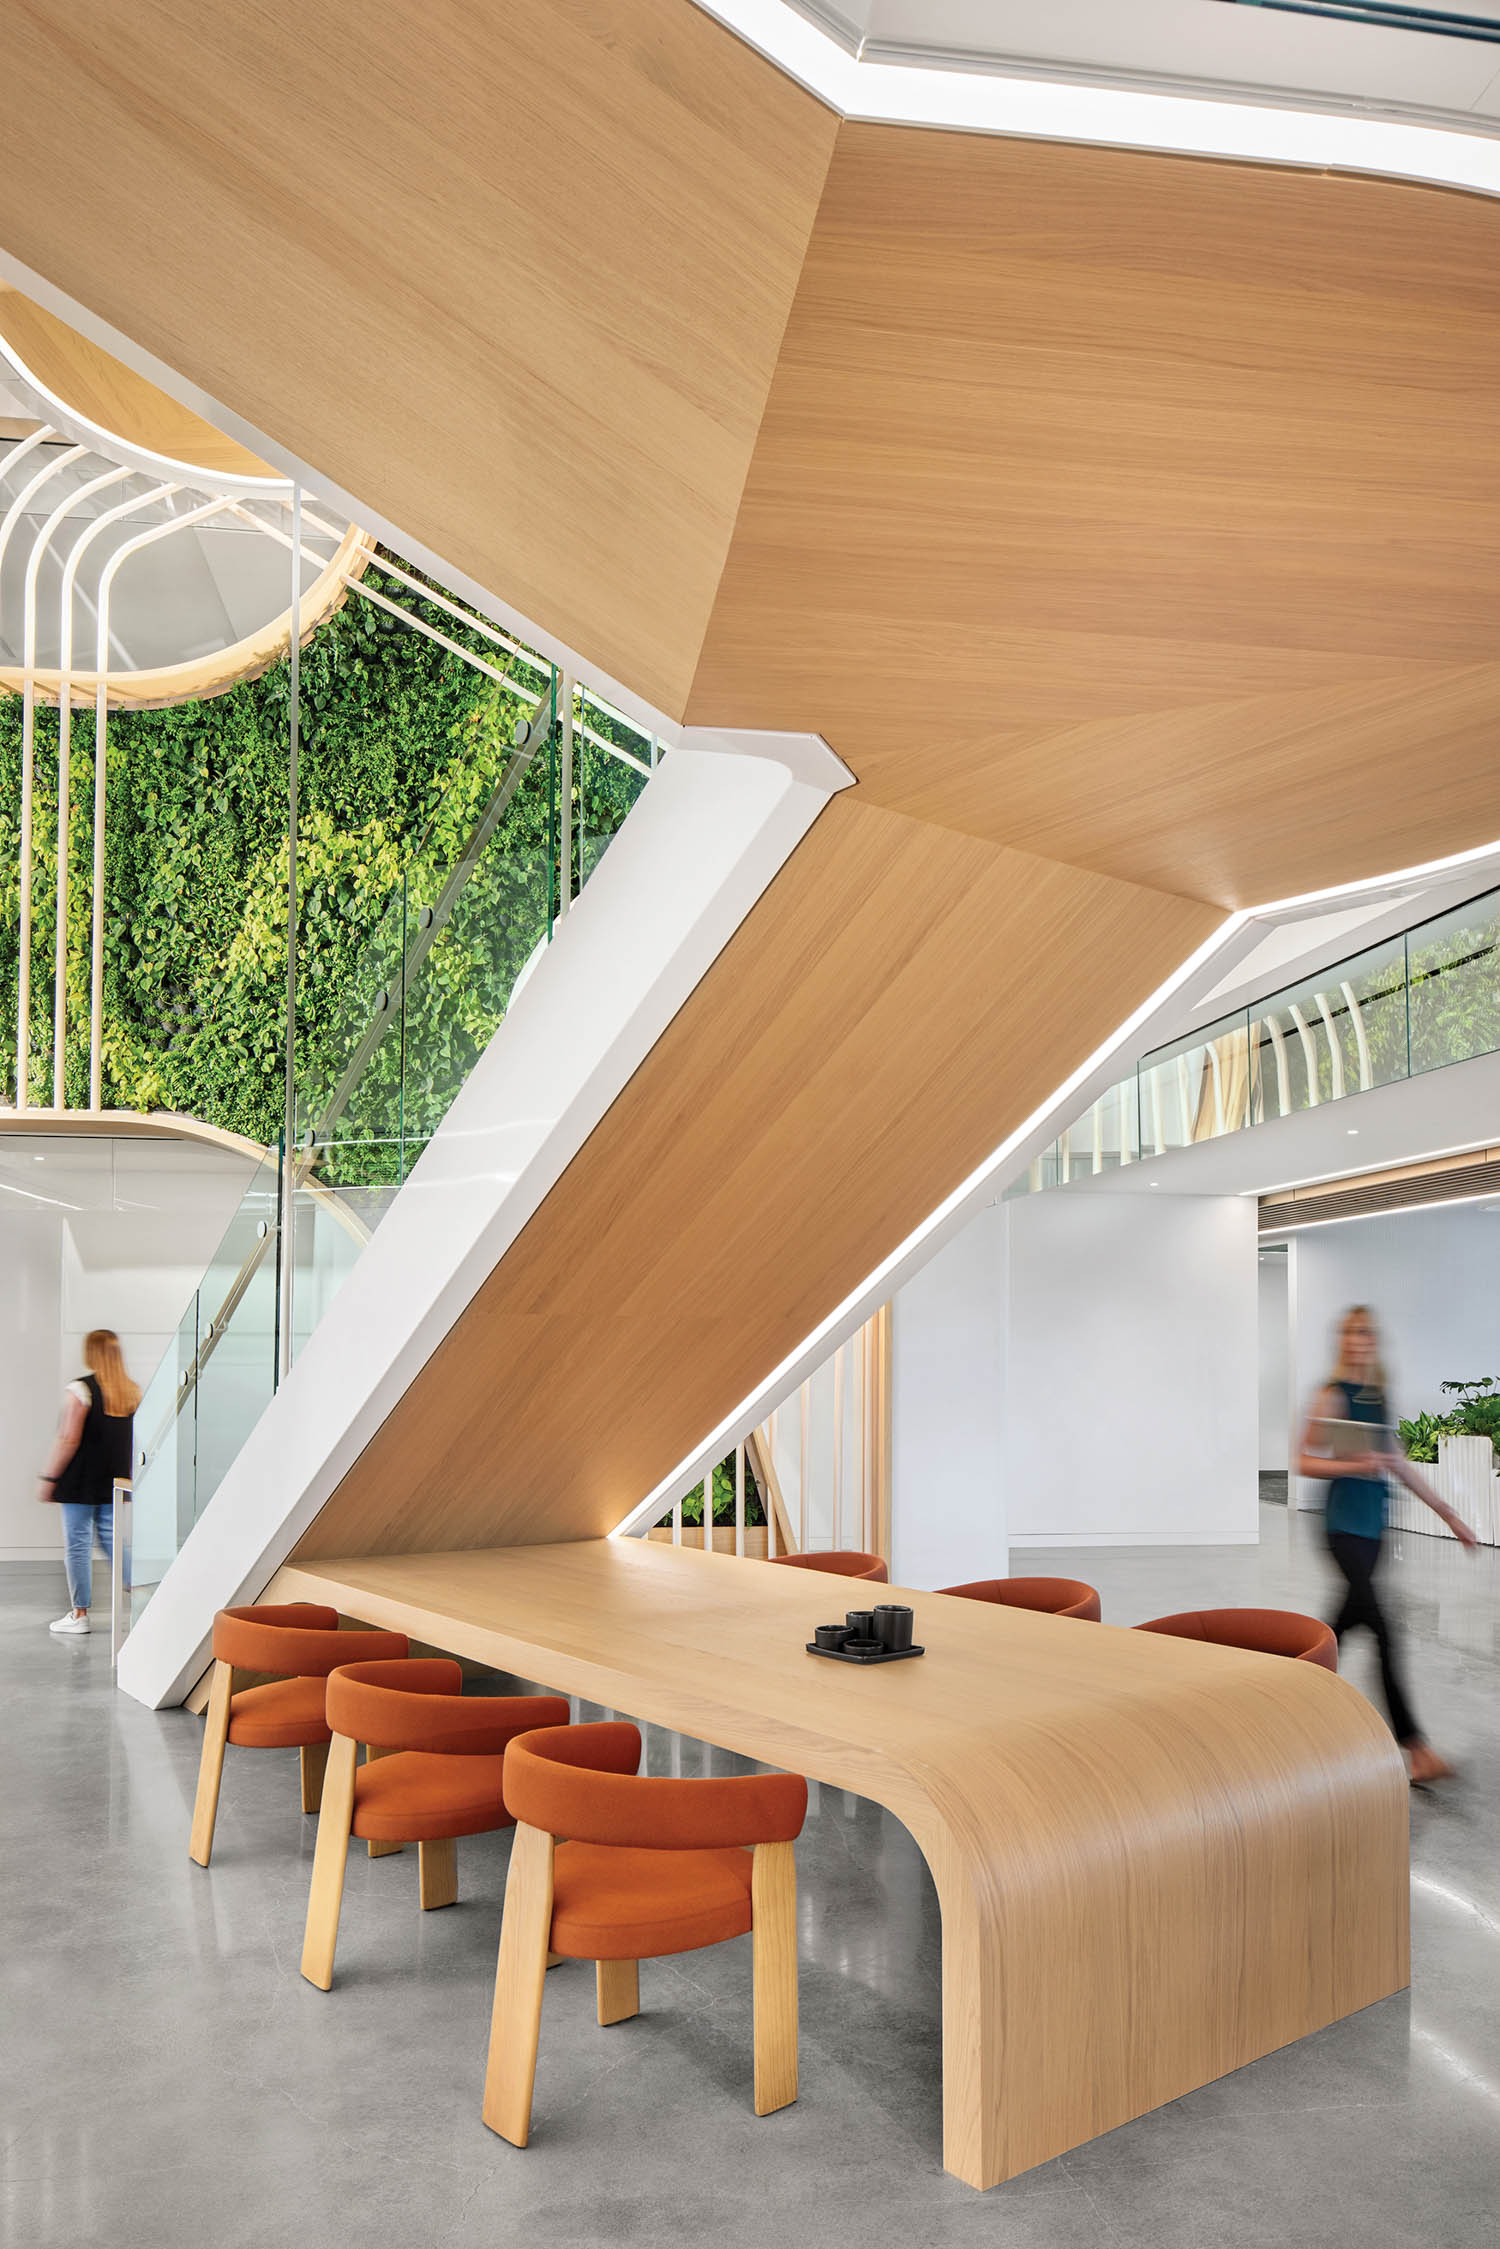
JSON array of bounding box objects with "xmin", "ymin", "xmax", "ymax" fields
[{"xmin": 3, "ymin": 1508, "xmax": 1499, "ymax": 2247}]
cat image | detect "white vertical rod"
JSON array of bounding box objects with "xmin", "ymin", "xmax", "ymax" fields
[
  {"xmin": 1265, "ymin": 1014, "xmax": 1292, "ymax": 1115},
  {"xmin": 1341, "ymin": 980, "xmax": 1372, "ymax": 1092},
  {"xmin": 48, "ymin": 466, "xmax": 132, "ymax": 1107},
  {"xmin": 1314, "ymin": 991, "xmax": 1346, "ymax": 1100},
  {"xmin": 1119, "ymin": 1078, "xmax": 1134, "ymax": 1165},
  {"xmin": 832, "ymin": 1343, "xmax": 845, "ymax": 1553},
  {"xmin": 799, "ymin": 1378, "xmax": 810, "ymax": 1554},
  {"xmin": 735, "ymin": 1441, "xmax": 746, "ymax": 1558},
  {"xmin": 279, "ymin": 487, "xmax": 303, "ymax": 1379},
  {"xmin": 1288, "ymin": 1003, "xmax": 1321, "ymax": 1106},
  {"xmin": 12, "ymin": 446, "xmax": 89, "ymax": 1107},
  {"xmin": 672, "ymin": 1488, "xmax": 683, "ymax": 1546},
  {"xmin": 1207, "ymin": 1039, "xmax": 1225, "ymax": 1137},
  {"xmin": 1150, "ymin": 1064, "xmax": 1165, "ymax": 1154},
  {"xmin": 1092, "ymin": 1098, "xmax": 1103, "ymax": 1174},
  {"xmin": 1058, "ymin": 1126, "xmax": 1071, "ymax": 1184},
  {"xmin": 557, "ymin": 672, "xmax": 574, "ymax": 918}
]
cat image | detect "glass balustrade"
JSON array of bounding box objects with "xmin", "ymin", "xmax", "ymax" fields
[{"xmin": 1018, "ymin": 881, "xmax": 1500, "ymax": 1198}]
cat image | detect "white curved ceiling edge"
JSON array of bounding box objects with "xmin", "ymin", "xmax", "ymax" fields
[
  {"xmin": 0, "ymin": 331, "xmax": 288, "ymax": 494},
  {"xmin": 691, "ymin": 0, "xmax": 1500, "ymax": 196},
  {"xmin": 612, "ymin": 826, "xmax": 1500, "ymax": 1538}
]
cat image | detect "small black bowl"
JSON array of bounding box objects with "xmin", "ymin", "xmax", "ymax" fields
[{"xmin": 813, "ymin": 1623, "xmax": 851, "ymax": 1651}]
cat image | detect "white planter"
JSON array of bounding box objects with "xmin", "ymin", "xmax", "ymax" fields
[{"xmin": 1391, "ymin": 1433, "xmax": 1499, "ymax": 1546}]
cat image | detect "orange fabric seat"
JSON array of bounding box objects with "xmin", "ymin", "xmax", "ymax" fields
[
  {"xmin": 1135, "ymin": 1607, "xmax": 1338, "ymax": 1670},
  {"xmin": 299, "ymin": 1659, "xmax": 571, "ymax": 1992},
  {"xmin": 190, "ymin": 1601, "xmax": 410, "ymax": 1868},
  {"xmin": 228, "ymin": 1675, "xmax": 332, "ymax": 1749},
  {"xmin": 765, "ymin": 1549, "xmax": 888, "ymax": 1583},
  {"xmin": 351, "ymin": 1749, "xmax": 510, "ymax": 1843},
  {"xmin": 483, "ymin": 1722, "xmax": 807, "ymax": 2147},
  {"xmin": 939, "ymin": 1575, "xmax": 1102, "ymax": 1622},
  {"xmin": 551, "ymin": 1842, "xmax": 754, "ymax": 1959}
]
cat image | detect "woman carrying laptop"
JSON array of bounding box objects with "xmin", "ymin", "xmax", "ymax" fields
[{"xmin": 1297, "ymin": 1303, "xmax": 1476, "ymax": 1785}]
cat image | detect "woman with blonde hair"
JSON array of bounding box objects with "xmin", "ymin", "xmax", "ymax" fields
[
  {"xmin": 1297, "ymin": 1303, "xmax": 1476, "ymax": 1784},
  {"xmin": 37, "ymin": 1329, "xmax": 141, "ymax": 1636}
]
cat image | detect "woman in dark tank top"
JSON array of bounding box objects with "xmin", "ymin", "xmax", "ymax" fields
[
  {"xmin": 1296, "ymin": 1304, "xmax": 1476, "ymax": 1786},
  {"xmin": 37, "ymin": 1328, "xmax": 140, "ymax": 1636}
]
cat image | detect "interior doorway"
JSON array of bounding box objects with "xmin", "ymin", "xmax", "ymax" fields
[{"xmin": 1258, "ymin": 1241, "xmax": 1291, "ymax": 1502}]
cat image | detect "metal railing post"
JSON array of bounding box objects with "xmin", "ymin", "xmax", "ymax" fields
[{"xmin": 110, "ymin": 1477, "xmax": 133, "ymax": 1667}]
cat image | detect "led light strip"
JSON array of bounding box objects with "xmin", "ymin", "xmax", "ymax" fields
[{"xmin": 693, "ymin": 0, "xmax": 1500, "ymax": 198}]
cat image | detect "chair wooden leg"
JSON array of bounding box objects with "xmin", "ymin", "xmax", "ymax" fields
[
  {"xmin": 482, "ymin": 1822, "xmax": 555, "ymax": 2147},
  {"xmin": 300, "ymin": 1740, "xmax": 330, "ymax": 1815},
  {"xmin": 188, "ymin": 1660, "xmax": 234, "ymax": 1866},
  {"xmin": 752, "ymin": 1840, "xmax": 799, "ymax": 2115},
  {"xmin": 364, "ymin": 1743, "xmax": 404, "ymax": 1856},
  {"xmin": 596, "ymin": 1959, "xmax": 639, "ymax": 2026},
  {"xmin": 300, "ymin": 1733, "xmax": 358, "ymax": 1991},
  {"xmin": 419, "ymin": 1836, "xmax": 459, "ymax": 1910}
]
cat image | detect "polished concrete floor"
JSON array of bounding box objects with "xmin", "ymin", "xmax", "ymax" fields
[{"xmin": 4, "ymin": 1509, "xmax": 1499, "ymax": 2248}]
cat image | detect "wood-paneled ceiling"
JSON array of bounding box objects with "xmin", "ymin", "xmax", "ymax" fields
[
  {"xmin": 686, "ymin": 127, "xmax": 1500, "ymax": 909},
  {"xmin": 7, "ymin": 2, "xmax": 1500, "ymax": 1556}
]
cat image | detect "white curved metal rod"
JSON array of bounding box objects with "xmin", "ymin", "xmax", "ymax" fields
[
  {"xmin": 1287, "ymin": 1002, "xmax": 1321, "ymax": 1107},
  {"xmin": 1341, "ymin": 979, "xmax": 1374, "ymax": 1094},
  {"xmin": 10, "ymin": 447, "xmax": 111, "ymax": 1106},
  {"xmin": 37, "ymin": 480, "xmax": 183, "ymax": 1107},
  {"xmin": 1262, "ymin": 1013, "xmax": 1292, "ymax": 1119},
  {"xmin": 23, "ymin": 465, "xmax": 137, "ymax": 1107},
  {"xmin": 0, "ymin": 334, "xmax": 288, "ymax": 497},
  {"xmin": 0, "ymin": 421, "xmax": 56, "ymax": 498},
  {"xmin": 80, "ymin": 497, "xmax": 239, "ymax": 1108},
  {"xmin": 1313, "ymin": 990, "xmax": 1346, "ymax": 1103}
]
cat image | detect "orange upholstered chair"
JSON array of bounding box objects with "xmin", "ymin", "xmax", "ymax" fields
[
  {"xmin": 299, "ymin": 1658, "xmax": 570, "ymax": 1990},
  {"xmin": 939, "ymin": 1576, "xmax": 1102, "ymax": 1622},
  {"xmin": 189, "ymin": 1602, "xmax": 409, "ymax": 1866},
  {"xmin": 1134, "ymin": 1607, "xmax": 1338, "ymax": 1670},
  {"xmin": 482, "ymin": 1721, "xmax": 807, "ymax": 2146},
  {"xmin": 765, "ymin": 1549, "xmax": 888, "ymax": 1583}
]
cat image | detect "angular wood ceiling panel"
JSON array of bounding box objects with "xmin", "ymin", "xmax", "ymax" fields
[
  {"xmin": 689, "ymin": 125, "xmax": 1500, "ymax": 907},
  {"xmin": 0, "ymin": 1, "xmax": 837, "ymax": 713}
]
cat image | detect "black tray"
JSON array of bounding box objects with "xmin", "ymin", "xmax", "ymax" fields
[{"xmin": 806, "ymin": 1640, "xmax": 926, "ymax": 1664}]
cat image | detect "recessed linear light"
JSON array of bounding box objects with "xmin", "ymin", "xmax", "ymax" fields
[{"xmin": 1347, "ymin": 1129, "xmax": 1358, "ymax": 1135}]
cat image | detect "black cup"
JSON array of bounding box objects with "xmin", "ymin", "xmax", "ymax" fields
[
  {"xmin": 845, "ymin": 1609, "xmax": 877, "ymax": 1638},
  {"xmin": 813, "ymin": 1623, "xmax": 850, "ymax": 1651},
  {"xmin": 874, "ymin": 1603, "xmax": 914, "ymax": 1651}
]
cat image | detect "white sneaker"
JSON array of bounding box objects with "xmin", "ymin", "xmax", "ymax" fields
[{"xmin": 49, "ymin": 1612, "xmax": 90, "ymax": 1635}]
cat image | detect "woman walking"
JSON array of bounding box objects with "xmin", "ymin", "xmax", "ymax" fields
[
  {"xmin": 38, "ymin": 1329, "xmax": 140, "ymax": 1636},
  {"xmin": 1297, "ymin": 1304, "xmax": 1476, "ymax": 1784}
]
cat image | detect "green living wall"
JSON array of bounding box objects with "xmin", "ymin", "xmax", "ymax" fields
[{"xmin": 0, "ymin": 563, "xmax": 644, "ymax": 1152}]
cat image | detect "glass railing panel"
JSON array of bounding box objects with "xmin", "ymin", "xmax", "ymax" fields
[
  {"xmin": 128, "ymin": 1290, "xmax": 199, "ymax": 1625},
  {"xmin": 1136, "ymin": 1010, "xmax": 1250, "ymax": 1156},
  {"xmin": 193, "ymin": 1223, "xmax": 280, "ymax": 1519},
  {"xmin": 1250, "ymin": 933, "xmax": 1406, "ymax": 1121},
  {"xmin": 1408, "ymin": 890, "xmax": 1500, "ymax": 1076},
  {"xmin": 574, "ymin": 686, "xmax": 656, "ymax": 891}
]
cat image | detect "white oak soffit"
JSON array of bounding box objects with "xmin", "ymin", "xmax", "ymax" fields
[{"xmin": 690, "ymin": 0, "xmax": 1500, "ymax": 199}]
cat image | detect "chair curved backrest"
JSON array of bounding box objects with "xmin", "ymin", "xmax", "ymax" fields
[
  {"xmin": 212, "ymin": 1602, "xmax": 409, "ymax": 1676},
  {"xmin": 326, "ymin": 1657, "xmax": 570, "ymax": 1753},
  {"xmin": 938, "ymin": 1576, "xmax": 1101, "ymax": 1622},
  {"xmin": 1134, "ymin": 1607, "xmax": 1337, "ymax": 1670},
  {"xmin": 764, "ymin": 1550, "xmax": 888, "ymax": 1584},
  {"xmin": 504, "ymin": 1722, "xmax": 808, "ymax": 1850}
]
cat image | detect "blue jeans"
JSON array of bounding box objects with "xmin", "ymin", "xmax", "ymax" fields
[{"xmin": 60, "ymin": 1502, "xmax": 115, "ymax": 1613}]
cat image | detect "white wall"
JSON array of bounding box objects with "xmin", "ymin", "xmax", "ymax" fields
[
  {"xmin": 0, "ymin": 1212, "xmax": 67, "ymax": 1560},
  {"xmin": 1287, "ymin": 1201, "xmax": 1500, "ymax": 1507},
  {"xmin": 1004, "ymin": 1190, "xmax": 1259, "ymax": 1545},
  {"xmin": 1258, "ymin": 1249, "xmax": 1290, "ymax": 1472},
  {"xmin": 890, "ymin": 1203, "xmax": 1006, "ymax": 1588}
]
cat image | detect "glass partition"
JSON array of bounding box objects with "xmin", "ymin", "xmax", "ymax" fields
[{"xmin": 1019, "ymin": 879, "xmax": 1500, "ymax": 1201}]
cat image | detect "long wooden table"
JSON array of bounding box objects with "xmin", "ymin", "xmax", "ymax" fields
[{"xmin": 270, "ymin": 1539, "xmax": 1409, "ymax": 2190}]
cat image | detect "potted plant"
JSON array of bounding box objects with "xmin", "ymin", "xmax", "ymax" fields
[
  {"xmin": 648, "ymin": 1453, "xmax": 770, "ymax": 1559},
  {"xmin": 1395, "ymin": 1380, "xmax": 1499, "ymax": 1546}
]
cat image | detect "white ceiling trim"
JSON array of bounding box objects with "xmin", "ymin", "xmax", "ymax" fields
[{"xmin": 692, "ymin": 0, "xmax": 1500, "ymax": 196}]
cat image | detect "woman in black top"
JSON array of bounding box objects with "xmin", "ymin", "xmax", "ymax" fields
[{"xmin": 38, "ymin": 1329, "xmax": 140, "ymax": 1636}]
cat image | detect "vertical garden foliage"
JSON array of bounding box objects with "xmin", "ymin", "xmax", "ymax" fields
[{"xmin": 0, "ymin": 568, "xmax": 647, "ymax": 1151}]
